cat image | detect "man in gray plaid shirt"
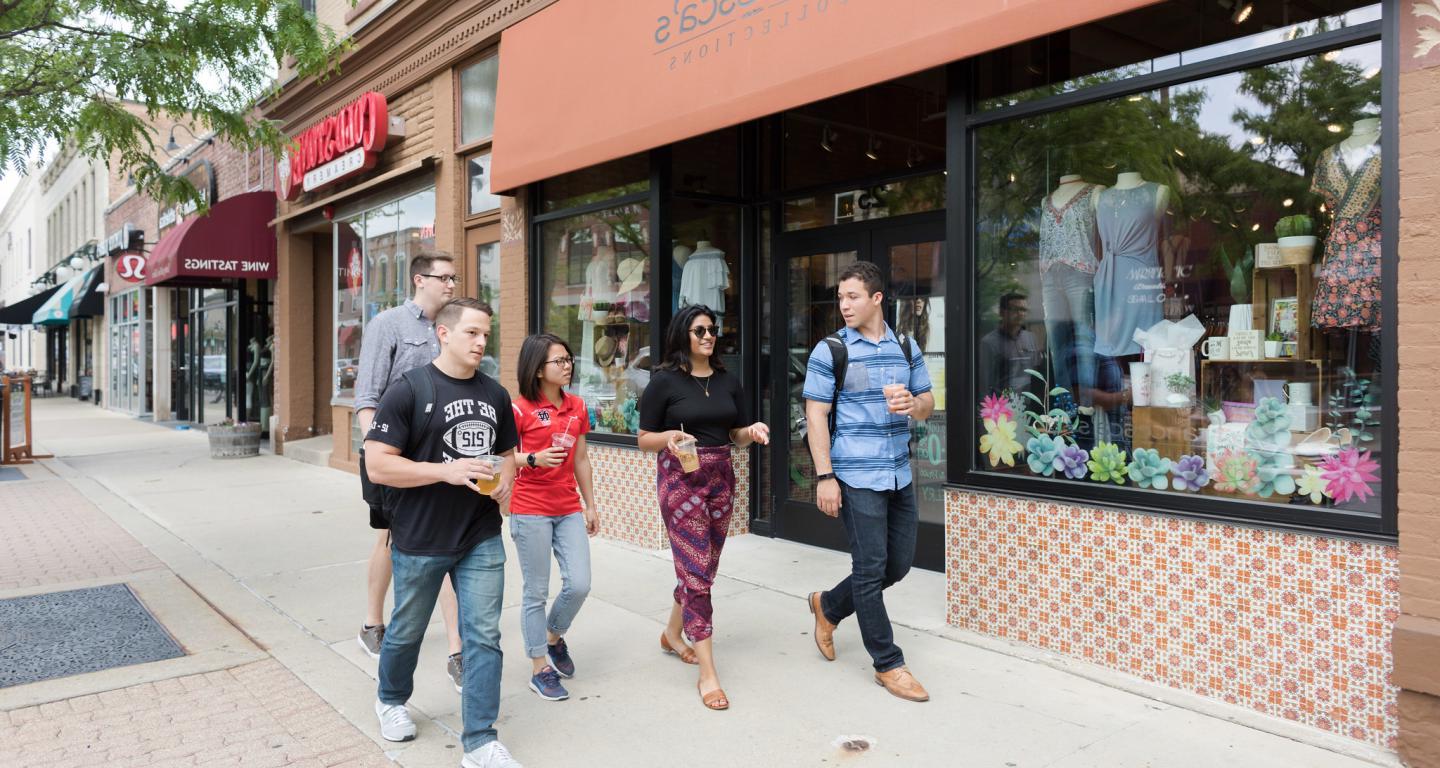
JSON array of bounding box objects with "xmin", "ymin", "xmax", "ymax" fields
[{"xmin": 355, "ymin": 250, "xmax": 467, "ymax": 692}]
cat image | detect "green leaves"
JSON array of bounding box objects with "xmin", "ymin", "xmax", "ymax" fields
[{"xmin": 0, "ymin": 0, "xmax": 351, "ymax": 209}]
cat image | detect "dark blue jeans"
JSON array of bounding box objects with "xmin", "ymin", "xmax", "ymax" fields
[
  {"xmin": 820, "ymin": 481, "xmax": 918, "ymax": 673},
  {"xmin": 379, "ymin": 535, "xmax": 505, "ymax": 752}
]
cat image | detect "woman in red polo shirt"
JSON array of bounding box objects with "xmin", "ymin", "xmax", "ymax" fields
[{"xmin": 509, "ymin": 333, "xmax": 598, "ymax": 702}]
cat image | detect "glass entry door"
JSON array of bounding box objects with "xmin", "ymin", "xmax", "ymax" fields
[{"xmin": 770, "ymin": 213, "xmax": 947, "ymax": 570}]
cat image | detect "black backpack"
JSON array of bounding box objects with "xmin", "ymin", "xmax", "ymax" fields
[
  {"xmin": 360, "ymin": 366, "xmax": 439, "ymax": 511},
  {"xmin": 815, "ymin": 331, "xmax": 914, "ymax": 446}
]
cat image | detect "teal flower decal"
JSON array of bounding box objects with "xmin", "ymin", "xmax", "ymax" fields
[
  {"xmin": 1127, "ymin": 448, "xmax": 1172, "ymax": 490},
  {"xmin": 1026, "ymin": 435, "xmax": 1062, "ymax": 476}
]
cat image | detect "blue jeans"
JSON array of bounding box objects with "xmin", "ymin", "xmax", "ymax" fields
[
  {"xmin": 1096, "ymin": 354, "xmax": 1132, "ymax": 450},
  {"xmin": 820, "ymin": 482, "xmax": 918, "ymax": 672},
  {"xmin": 1041, "ymin": 264, "xmax": 1097, "ymax": 406},
  {"xmin": 510, "ymin": 512, "xmax": 592, "ymax": 659},
  {"xmin": 379, "ymin": 536, "xmax": 505, "ymax": 752}
]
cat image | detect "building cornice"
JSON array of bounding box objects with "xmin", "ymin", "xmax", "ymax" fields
[{"xmin": 262, "ymin": 0, "xmax": 556, "ymax": 132}]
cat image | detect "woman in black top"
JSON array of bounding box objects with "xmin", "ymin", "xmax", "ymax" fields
[{"xmin": 638, "ymin": 304, "xmax": 768, "ymax": 711}]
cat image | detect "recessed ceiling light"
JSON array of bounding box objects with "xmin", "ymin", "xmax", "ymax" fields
[{"xmin": 1232, "ymin": 3, "xmax": 1254, "ymax": 24}]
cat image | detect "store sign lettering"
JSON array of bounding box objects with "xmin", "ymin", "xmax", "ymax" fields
[
  {"xmin": 277, "ymin": 91, "xmax": 389, "ymax": 201},
  {"xmin": 158, "ymin": 207, "xmax": 178, "ymax": 231},
  {"xmin": 181, "ymin": 258, "xmax": 273, "ymax": 273},
  {"xmin": 653, "ymin": 0, "xmax": 853, "ymax": 73}
]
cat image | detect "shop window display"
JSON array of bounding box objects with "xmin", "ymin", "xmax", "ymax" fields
[
  {"xmin": 671, "ymin": 199, "xmax": 741, "ymax": 372},
  {"xmin": 540, "ymin": 203, "xmax": 652, "ymax": 435},
  {"xmin": 332, "ymin": 187, "xmax": 436, "ymax": 399},
  {"xmin": 972, "ymin": 41, "xmax": 1384, "ymax": 521}
]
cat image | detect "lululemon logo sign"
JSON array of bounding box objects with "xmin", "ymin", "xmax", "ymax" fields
[{"xmin": 116, "ymin": 251, "xmax": 147, "ymax": 283}]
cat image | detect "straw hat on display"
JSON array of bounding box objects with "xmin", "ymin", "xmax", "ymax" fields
[
  {"xmin": 617, "ymin": 257, "xmax": 645, "ymax": 295},
  {"xmin": 594, "ymin": 334, "xmax": 618, "ymax": 368}
]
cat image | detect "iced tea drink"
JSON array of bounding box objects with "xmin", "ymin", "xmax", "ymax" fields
[
  {"xmin": 674, "ymin": 437, "xmax": 700, "ymax": 473},
  {"xmin": 551, "ymin": 432, "xmax": 576, "ymax": 452}
]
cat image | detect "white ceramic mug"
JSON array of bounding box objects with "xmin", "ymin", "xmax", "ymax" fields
[
  {"xmin": 1201, "ymin": 337, "xmax": 1229, "ymax": 360},
  {"xmin": 1129, "ymin": 362, "xmax": 1152, "ymax": 406},
  {"xmin": 1285, "ymin": 382, "xmax": 1313, "ymax": 405}
]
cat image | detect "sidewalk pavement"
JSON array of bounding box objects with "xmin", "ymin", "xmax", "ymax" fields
[{"xmin": 0, "ymin": 398, "xmax": 1399, "ymax": 767}]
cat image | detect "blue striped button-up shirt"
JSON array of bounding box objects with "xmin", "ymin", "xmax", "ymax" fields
[{"xmin": 802, "ymin": 325, "xmax": 932, "ymax": 492}]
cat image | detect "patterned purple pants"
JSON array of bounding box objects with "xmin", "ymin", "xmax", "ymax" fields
[{"xmin": 657, "ymin": 446, "xmax": 735, "ymax": 642}]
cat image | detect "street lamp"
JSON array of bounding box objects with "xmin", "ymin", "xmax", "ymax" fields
[{"xmin": 164, "ymin": 124, "xmax": 213, "ymax": 154}]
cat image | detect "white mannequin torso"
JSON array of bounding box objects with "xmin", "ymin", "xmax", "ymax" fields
[
  {"xmin": 1337, "ymin": 117, "xmax": 1380, "ymax": 172},
  {"xmin": 1049, "ymin": 174, "xmax": 1101, "ymax": 209}
]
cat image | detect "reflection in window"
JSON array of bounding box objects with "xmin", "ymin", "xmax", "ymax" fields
[
  {"xmin": 541, "ymin": 153, "xmax": 649, "ymax": 213},
  {"xmin": 475, "ymin": 241, "xmax": 501, "ymax": 378},
  {"xmin": 459, "ymin": 56, "xmax": 500, "ymax": 145},
  {"xmin": 976, "ymin": 2, "xmax": 1379, "ymax": 110},
  {"xmin": 783, "ymin": 173, "xmax": 945, "ymax": 232},
  {"xmin": 972, "ymin": 42, "xmax": 1384, "ymax": 521},
  {"xmin": 468, "ymin": 154, "xmax": 502, "ymax": 216},
  {"xmin": 541, "ymin": 203, "xmax": 652, "ymax": 435},
  {"xmin": 333, "ymin": 187, "xmax": 437, "ymax": 398},
  {"xmin": 672, "ymin": 199, "xmax": 741, "ymax": 373}
]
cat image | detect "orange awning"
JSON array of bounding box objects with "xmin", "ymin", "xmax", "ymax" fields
[{"xmin": 491, "ymin": 0, "xmax": 1158, "ymax": 192}]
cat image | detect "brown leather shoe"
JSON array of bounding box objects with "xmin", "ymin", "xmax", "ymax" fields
[
  {"xmin": 874, "ymin": 666, "xmax": 929, "ymax": 702},
  {"xmin": 808, "ymin": 592, "xmax": 836, "ymax": 661}
]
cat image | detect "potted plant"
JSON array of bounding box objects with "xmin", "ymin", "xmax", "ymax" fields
[
  {"xmin": 209, "ymin": 419, "xmax": 262, "ymax": 459},
  {"xmin": 1264, "ymin": 332, "xmax": 1284, "ymax": 358},
  {"xmin": 589, "ymin": 301, "xmax": 613, "ymax": 322},
  {"xmin": 1275, "ymin": 214, "xmax": 1317, "ymax": 264},
  {"xmin": 1163, "ymin": 373, "xmax": 1195, "ymax": 407}
]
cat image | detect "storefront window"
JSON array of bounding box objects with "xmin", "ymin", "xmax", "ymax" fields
[
  {"xmin": 540, "ymin": 202, "xmax": 652, "ymax": 436},
  {"xmin": 467, "ymin": 153, "xmax": 502, "ymax": 216},
  {"xmin": 975, "ymin": 2, "xmax": 1379, "ymax": 111},
  {"xmin": 541, "ymin": 153, "xmax": 648, "ymax": 213},
  {"xmin": 459, "ymin": 55, "xmax": 499, "ymax": 145},
  {"xmin": 671, "ymin": 199, "xmax": 741, "ymax": 372},
  {"xmin": 475, "ymin": 240, "xmax": 500, "ymax": 378},
  {"xmin": 783, "ymin": 172, "xmax": 944, "ymax": 232},
  {"xmin": 972, "ymin": 41, "xmax": 1385, "ymax": 522},
  {"xmin": 333, "ymin": 187, "xmax": 436, "ymax": 399}
]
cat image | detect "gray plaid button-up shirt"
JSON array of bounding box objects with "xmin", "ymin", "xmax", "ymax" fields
[{"xmin": 353, "ymin": 299, "xmax": 439, "ymax": 412}]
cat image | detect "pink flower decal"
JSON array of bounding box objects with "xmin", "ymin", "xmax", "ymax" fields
[
  {"xmin": 1319, "ymin": 448, "xmax": 1380, "ymax": 504},
  {"xmin": 980, "ymin": 394, "xmax": 1014, "ymax": 423}
]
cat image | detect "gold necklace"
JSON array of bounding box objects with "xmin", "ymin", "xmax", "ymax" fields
[{"xmin": 692, "ymin": 374, "xmax": 712, "ymax": 398}]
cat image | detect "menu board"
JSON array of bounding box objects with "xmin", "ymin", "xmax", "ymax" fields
[{"xmin": 7, "ymin": 378, "xmax": 25, "ymax": 449}]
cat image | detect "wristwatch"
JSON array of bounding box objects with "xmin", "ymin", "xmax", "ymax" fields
[
  {"xmin": 816, "ymin": 472, "xmax": 836, "ymax": 482},
  {"xmin": 526, "ymin": 452, "xmax": 537, "ymax": 468}
]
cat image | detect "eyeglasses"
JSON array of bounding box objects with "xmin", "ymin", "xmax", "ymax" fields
[
  {"xmin": 420, "ymin": 274, "xmax": 461, "ymax": 285},
  {"xmin": 690, "ymin": 326, "xmax": 721, "ymax": 339},
  {"xmin": 546, "ymin": 356, "xmax": 575, "ymax": 368}
]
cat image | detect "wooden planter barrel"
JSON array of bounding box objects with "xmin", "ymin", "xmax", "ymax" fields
[{"xmin": 209, "ymin": 423, "xmax": 262, "ymax": 459}]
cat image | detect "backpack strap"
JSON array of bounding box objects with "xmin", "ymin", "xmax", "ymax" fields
[
  {"xmin": 400, "ymin": 366, "xmax": 437, "ymax": 456},
  {"xmin": 824, "ymin": 333, "xmax": 848, "ymax": 445}
]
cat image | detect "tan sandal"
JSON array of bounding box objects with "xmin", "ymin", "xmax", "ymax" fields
[
  {"xmin": 698, "ymin": 683, "xmax": 729, "ymax": 710},
  {"xmin": 660, "ymin": 632, "xmax": 698, "ymax": 665}
]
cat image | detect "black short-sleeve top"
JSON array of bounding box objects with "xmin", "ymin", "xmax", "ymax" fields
[{"xmin": 638, "ymin": 368, "xmax": 749, "ymax": 447}]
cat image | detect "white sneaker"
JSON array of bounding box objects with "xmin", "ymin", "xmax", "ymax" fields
[
  {"xmin": 461, "ymin": 740, "xmax": 524, "ymax": 768},
  {"xmin": 375, "ymin": 699, "xmax": 416, "ymax": 742}
]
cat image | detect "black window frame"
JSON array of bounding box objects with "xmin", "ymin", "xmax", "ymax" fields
[{"xmin": 946, "ymin": 10, "xmax": 1398, "ymax": 541}]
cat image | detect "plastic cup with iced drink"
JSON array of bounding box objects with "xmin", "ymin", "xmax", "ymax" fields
[
  {"xmin": 552, "ymin": 432, "xmax": 576, "ymax": 452},
  {"xmin": 473, "ymin": 454, "xmax": 505, "ymax": 495},
  {"xmin": 883, "ymin": 369, "xmax": 907, "ymax": 414},
  {"xmin": 674, "ymin": 436, "xmax": 700, "ymax": 473}
]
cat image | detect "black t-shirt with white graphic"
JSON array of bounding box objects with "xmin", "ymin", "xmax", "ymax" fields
[{"xmin": 368, "ymin": 364, "xmax": 518, "ymax": 556}]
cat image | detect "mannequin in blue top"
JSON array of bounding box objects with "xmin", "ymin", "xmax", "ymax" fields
[{"xmin": 801, "ymin": 260, "xmax": 935, "ymax": 703}]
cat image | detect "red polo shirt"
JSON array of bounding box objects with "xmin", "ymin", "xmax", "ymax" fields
[{"xmin": 510, "ymin": 392, "xmax": 590, "ymax": 516}]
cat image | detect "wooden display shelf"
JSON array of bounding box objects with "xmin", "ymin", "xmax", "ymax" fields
[
  {"xmin": 1199, "ymin": 358, "xmax": 1325, "ymax": 415},
  {"xmin": 1252, "ymin": 262, "xmax": 1319, "ymax": 360}
]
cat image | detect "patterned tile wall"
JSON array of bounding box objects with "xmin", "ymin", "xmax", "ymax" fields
[
  {"xmin": 946, "ymin": 490, "xmax": 1400, "ymax": 749},
  {"xmin": 590, "ymin": 444, "xmax": 750, "ymax": 550}
]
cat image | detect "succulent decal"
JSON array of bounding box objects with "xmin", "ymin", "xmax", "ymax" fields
[
  {"xmin": 1127, "ymin": 448, "xmax": 1172, "ymax": 490},
  {"xmin": 980, "ymin": 394, "xmax": 1014, "ymax": 423},
  {"xmin": 1055, "ymin": 443, "xmax": 1090, "ymax": 480},
  {"xmin": 1297, "ymin": 465, "xmax": 1331, "ymax": 505},
  {"xmin": 1026, "ymin": 434, "xmax": 1063, "ymax": 477},
  {"xmin": 1319, "ymin": 447, "xmax": 1380, "ymax": 505},
  {"xmin": 979, "ymin": 416, "xmax": 1024, "ymax": 468},
  {"xmin": 1171, "ymin": 454, "xmax": 1209, "ymax": 492},
  {"xmin": 1212, "ymin": 449, "xmax": 1260, "ymax": 495},
  {"xmin": 1087, "ymin": 442, "xmax": 1128, "ymax": 485}
]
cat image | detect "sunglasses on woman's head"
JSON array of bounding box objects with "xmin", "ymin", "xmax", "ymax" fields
[{"xmin": 690, "ymin": 326, "xmax": 721, "ymax": 338}]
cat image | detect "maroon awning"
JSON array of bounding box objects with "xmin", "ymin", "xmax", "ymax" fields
[{"xmin": 145, "ymin": 192, "xmax": 277, "ymax": 286}]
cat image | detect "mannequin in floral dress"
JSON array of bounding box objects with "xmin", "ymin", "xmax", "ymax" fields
[{"xmin": 1311, "ymin": 118, "xmax": 1381, "ymax": 333}]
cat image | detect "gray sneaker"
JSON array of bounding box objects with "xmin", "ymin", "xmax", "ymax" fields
[
  {"xmin": 447, "ymin": 652, "xmax": 463, "ymax": 693},
  {"xmin": 375, "ymin": 699, "xmax": 416, "ymax": 742},
  {"xmin": 461, "ymin": 740, "xmax": 523, "ymax": 768},
  {"xmin": 358, "ymin": 624, "xmax": 384, "ymax": 659}
]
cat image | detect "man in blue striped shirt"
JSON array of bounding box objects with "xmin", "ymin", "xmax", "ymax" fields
[{"xmin": 802, "ymin": 260, "xmax": 934, "ymax": 703}]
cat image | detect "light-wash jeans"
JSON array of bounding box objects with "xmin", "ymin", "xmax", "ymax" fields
[
  {"xmin": 509, "ymin": 512, "xmax": 592, "ymax": 660},
  {"xmin": 1041, "ymin": 263, "xmax": 1097, "ymax": 406},
  {"xmin": 378, "ymin": 536, "xmax": 505, "ymax": 752}
]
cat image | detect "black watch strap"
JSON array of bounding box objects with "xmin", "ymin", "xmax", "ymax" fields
[
  {"xmin": 816, "ymin": 472, "xmax": 836, "ymax": 482},
  {"xmin": 527, "ymin": 452, "xmax": 537, "ymax": 468}
]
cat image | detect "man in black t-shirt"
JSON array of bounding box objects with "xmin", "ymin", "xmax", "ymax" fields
[{"xmin": 364, "ymin": 298, "xmax": 524, "ymax": 768}]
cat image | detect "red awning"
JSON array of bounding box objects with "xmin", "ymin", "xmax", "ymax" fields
[
  {"xmin": 491, "ymin": 0, "xmax": 1158, "ymax": 192},
  {"xmin": 145, "ymin": 192, "xmax": 278, "ymax": 286}
]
